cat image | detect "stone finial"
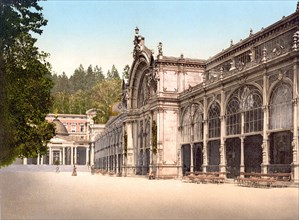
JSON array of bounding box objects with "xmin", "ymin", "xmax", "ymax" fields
[
  {"xmin": 249, "ymin": 28, "xmax": 253, "ymax": 37},
  {"xmin": 158, "ymin": 42, "xmax": 163, "ymax": 59},
  {"xmin": 180, "ymin": 54, "xmax": 184, "ymax": 59},
  {"xmin": 135, "ymin": 26, "xmax": 139, "ymax": 36}
]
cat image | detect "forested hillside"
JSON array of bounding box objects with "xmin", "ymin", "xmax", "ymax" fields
[{"xmin": 51, "ymin": 64, "xmax": 130, "ymax": 123}]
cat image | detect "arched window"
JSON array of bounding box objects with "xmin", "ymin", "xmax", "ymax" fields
[
  {"xmin": 208, "ymin": 102, "xmax": 221, "ymax": 138},
  {"xmin": 145, "ymin": 120, "xmax": 150, "ymax": 148},
  {"xmin": 244, "ymin": 90, "xmax": 263, "ymax": 133},
  {"xmin": 226, "ymin": 86, "xmax": 263, "ymax": 135},
  {"xmin": 137, "ymin": 72, "xmax": 150, "ymax": 108},
  {"xmin": 226, "ymin": 97, "xmax": 241, "ymax": 135},
  {"xmin": 182, "ymin": 107, "xmax": 191, "ymax": 143},
  {"xmin": 194, "ymin": 107, "xmax": 204, "ymax": 141},
  {"xmin": 269, "ymin": 83, "xmax": 293, "ymax": 130}
]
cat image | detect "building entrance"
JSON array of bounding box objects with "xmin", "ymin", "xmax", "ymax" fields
[
  {"xmin": 244, "ymin": 135, "xmax": 262, "ymax": 173},
  {"xmin": 269, "ymin": 131, "xmax": 293, "ymax": 173},
  {"xmin": 226, "ymin": 138, "xmax": 241, "ymax": 179},
  {"xmin": 193, "ymin": 143, "xmax": 203, "ymax": 172},
  {"xmin": 181, "ymin": 144, "xmax": 191, "ymax": 176}
]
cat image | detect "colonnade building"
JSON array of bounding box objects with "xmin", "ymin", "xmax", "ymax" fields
[
  {"xmin": 21, "ymin": 109, "xmax": 104, "ymax": 166},
  {"xmin": 95, "ymin": 5, "xmax": 299, "ymax": 183}
]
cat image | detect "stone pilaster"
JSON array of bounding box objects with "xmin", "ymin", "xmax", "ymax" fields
[
  {"xmin": 220, "ymin": 89, "xmax": 226, "ymax": 173},
  {"xmin": 292, "ymin": 57, "xmax": 299, "ymax": 183},
  {"xmin": 262, "ymin": 71, "xmax": 269, "ymax": 174},
  {"xmin": 71, "ymin": 147, "xmax": 73, "ymax": 165},
  {"xmin": 202, "ymin": 96, "xmax": 208, "ymax": 172},
  {"xmin": 49, "ymin": 147, "xmax": 52, "ymax": 165}
]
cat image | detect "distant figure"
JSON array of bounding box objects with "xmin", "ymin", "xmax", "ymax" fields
[
  {"xmin": 91, "ymin": 165, "xmax": 95, "ymax": 175},
  {"xmin": 72, "ymin": 165, "xmax": 77, "ymax": 176},
  {"xmin": 56, "ymin": 165, "xmax": 60, "ymax": 173}
]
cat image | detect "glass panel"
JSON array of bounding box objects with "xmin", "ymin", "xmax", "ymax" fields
[
  {"xmin": 226, "ymin": 97, "xmax": 241, "ymax": 135},
  {"xmin": 208, "ymin": 103, "xmax": 221, "ymax": 138},
  {"xmin": 269, "ymin": 83, "xmax": 293, "ymax": 129},
  {"xmin": 194, "ymin": 108, "xmax": 204, "ymax": 141},
  {"xmin": 244, "ymin": 91, "xmax": 263, "ymax": 133},
  {"xmin": 182, "ymin": 108, "xmax": 191, "ymax": 143}
]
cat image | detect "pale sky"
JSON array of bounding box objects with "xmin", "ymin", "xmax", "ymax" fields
[{"xmin": 35, "ymin": 0, "xmax": 298, "ymax": 77}]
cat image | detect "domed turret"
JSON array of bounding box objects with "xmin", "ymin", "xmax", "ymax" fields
[{"xmin": 52, "ymin": 118, "xmax": 69, "ymax": 136}]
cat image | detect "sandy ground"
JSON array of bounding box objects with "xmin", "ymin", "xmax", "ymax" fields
[{"xmin": 0, "ymin": 169, "xmax": 298, "ymax": 220}]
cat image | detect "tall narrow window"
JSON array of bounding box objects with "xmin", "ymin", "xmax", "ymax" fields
[
  {"xmin": 244, "ymin": 91, "xmax": 263, "ymax": 133},
  {"xmin": 182, "ymin": 107, "xmax": 191, "ymax": 143},
  {"xmin": 226, "ymin": 97, "xmax": 241, "ymax": 135},
  {"xmin": 194, "ymin": 107, "xmax": 204, "ymax": 142},
  {"xmin": 269, "ymin": 83, "xmax": 293, "ymax": 130},
  {"xmin": 208, "ymin": 102, "xmax": 221, "ymax": 138}
]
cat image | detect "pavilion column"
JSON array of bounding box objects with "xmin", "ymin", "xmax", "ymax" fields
[
  {"xmin": 74, "ymin": 147, "xmax": 77, "ymax": 165},
  {"xmin": 240, "ymin": 136, "xmax": 245, "ymax": 175},
  {"xmin": 220, "ymin": 89, "xmax": 226, "ymax": 174},
  {"xmin": 59, "ymin": 150, "xmax": 62, "ymax": 165},
  {"xmin": 37, "ymin": 154, "xmax": 40, "ymax": 165},
  {"xmin": 292, "ymin": 56, "xmax": 299, "ymax": 183},
  {"xmin": 49, "ymin": 147, "xmax": 52, "ymax": 165},
  {"xmin": 190, "ymin": 143, "xmax": 194, "ymax": 173},
  {"xmin": 23, "ymin": 158, "xmax": 27, "ymax": 165},
  {"xmin": 86, "ymin": 147, "xmax": 89, "ymax": 165},
  {"xmin": 262, "ymin": 70, "xmax": 270, "ymax": 174},
  {"xmin": 71, "ymin": 147, "xmax": 74, "ymax": 165},
  {"xmin": 91, "ymin": 143, "xmax": 95, "ymax": 166},
  {"xmin": 41, "ymin": 156, "xmax": 44, "ymax": 165},
  {"xmin": 62, "ymin": 147, "xmax": 65, "ymax": 165},
  {"xmin": 202, "ymin": 95, "xmax": 208, "ymax": 172}
]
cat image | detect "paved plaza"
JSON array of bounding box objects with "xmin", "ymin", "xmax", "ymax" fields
[{"xmin": 0, "ymin": 167, "xmax": 298, "ymax": 220}]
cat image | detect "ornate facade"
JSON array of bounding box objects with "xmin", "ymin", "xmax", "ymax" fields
[{"xmin": 95, "ymin": 5, "xmax": 299, "ymax": 183}]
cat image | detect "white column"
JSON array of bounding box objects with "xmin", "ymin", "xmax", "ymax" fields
[
  {"xmin": 91, "ymin": 143, "xmax": 95, "ymax": 166},
  {"xmin": 86, "ymin": 147, "xmax": 89, "ymax": 165},
  {"xmin": 37, "ymin": 154, "xmax": 40, "ymax": 165},
  {"xmin": 41, "ymin": 156, "xmax": 44, "ymax": 165},
  {"xmin": 59, "ymin": 150, "xmax": 62, "ymax": 165},
  {"xmin": 23, "ymin": 158, "xmax": 27, "ymax": 165},
  {"xmin": 49, "ymin": 147, "xmax": 52, "ymax": 165},
  {"xmin": 71, "ymin": 147, "xmax": 74, "ymax": 165},
  {"xmin": 74, "ymin": 147, "xmax": 77, "ymax": 165},
  {"xmin": 62, "ymin": 147, "xmax": 65, "ymax": 165},
  {"xmin": 190, "ymin": 144, "xmax": 194, "ymax": 172}
]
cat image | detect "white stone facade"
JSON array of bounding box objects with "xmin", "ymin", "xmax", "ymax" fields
[{"xmin": 96, "ymin": 7, "xmax": 299, "ymax": 182}]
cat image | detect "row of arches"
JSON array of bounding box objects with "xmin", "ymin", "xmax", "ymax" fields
[
  {"xmin": 181, "ymin": 81, "xmax": 294, "ymax": 177},
  {"xmin": 181, "ymin": 82, "xmax": 293, "ymax": 141}
]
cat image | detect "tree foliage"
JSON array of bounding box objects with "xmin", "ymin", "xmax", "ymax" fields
[
  {"xmin": 0, "ymin": 0, "xmax": 55, "ymax": 166},
  {"xmin": 51, "ymin": 64, "xmax": 124, "ymax": 123}
]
